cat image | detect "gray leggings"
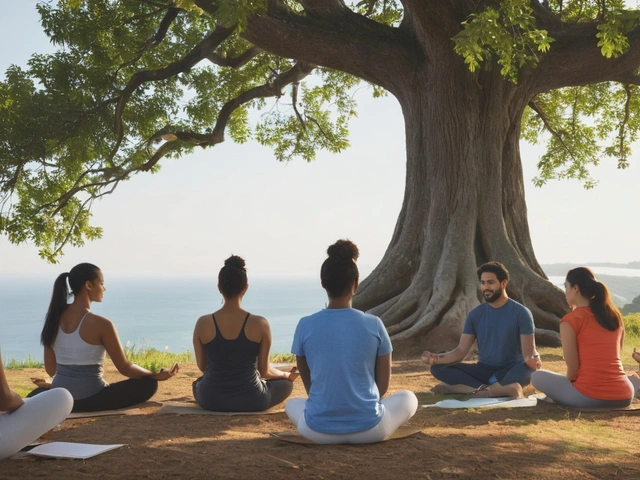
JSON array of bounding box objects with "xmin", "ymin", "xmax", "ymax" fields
[{"xmin": 531, "ymin": 370, "xmax": 634, "ymax": 409}]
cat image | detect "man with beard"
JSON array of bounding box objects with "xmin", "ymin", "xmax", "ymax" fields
[{"xmin": 422, "ymin": 262, "xmax": 541, "ymax": 398}]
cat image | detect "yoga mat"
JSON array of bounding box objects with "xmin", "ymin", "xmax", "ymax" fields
[
  {"xmin": 534, "ymin": 395, "xmax": 640, "ymax": 412},
  {"xmin": 157, "ymin": 402, "xmax": 284, "ymax": 416},
  {"xmin": 422, "ymin": 396, "xmax": 537, "ymax": 409},
  {"xmin": 66, "ymin": 408, "xmax": 147, "ymax": 419},
  {"xmin": 270, "ymin": 426, "xmax": 423, "ymax": 444},
  {"xmin": 24, "ymin": 442, "xmax": 125, "ymax": 459}
]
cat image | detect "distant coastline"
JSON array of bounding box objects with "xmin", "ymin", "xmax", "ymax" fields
[{"xmin": 542, "ymin": 262, "xmax": 640, "ymax": 307}]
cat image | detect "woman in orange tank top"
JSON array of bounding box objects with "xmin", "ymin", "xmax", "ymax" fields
[{"xmin": 531, "ymin": 267, "xmax": 635, "ymax": 409}]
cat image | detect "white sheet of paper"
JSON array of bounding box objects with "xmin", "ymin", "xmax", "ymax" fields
[
  {"xmin": 423, "ymin": 395, "xmax": 538, "ymax": 409},
  {"xmin": 26, "ymin": 442, "xmax": 126, "ymax": 459}
]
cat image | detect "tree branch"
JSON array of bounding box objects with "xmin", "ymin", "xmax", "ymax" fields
[
  {"xmin": 528, "ymin": 98, "xmax": 578, "ymax": 163},
  {"xmin": 109, "ymin": 25, "xmax": 235, "ymax": 162},
  {"xmin": 533, "ymin": 22, "xmax": 640, "ymax": 91},
  {"xmin": 243, "ymin": 1, "xmax": 421, "ymax": 95},
  {"xmin": 206, "ymin": 46, "xmax": 262, "ymax": 68}
]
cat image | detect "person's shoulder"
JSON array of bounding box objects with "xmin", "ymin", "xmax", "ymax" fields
[
  {"xmin": 87, "ymin": 312, "xmax": 112, "ymax": 327},
  {"xmin": 507, "ymin": 299, "xmax": 532, "ymax": 315},
  {"xmin": 468, "ymin": 302, "xmax": 487, "ymax": 317}
]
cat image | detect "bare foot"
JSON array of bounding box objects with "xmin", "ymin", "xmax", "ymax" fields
[
  {"xmin": 471, "ymin": 382, "xmax": 523, "ymax": 399},
  {"xmin": 431, "ymin": 383, "xmax": 476, "ymax": 395}
]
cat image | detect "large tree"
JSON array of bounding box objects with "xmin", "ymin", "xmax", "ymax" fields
[{"xmin": 2, "ymin": 1, "xmax": 640, "ymax": 354}]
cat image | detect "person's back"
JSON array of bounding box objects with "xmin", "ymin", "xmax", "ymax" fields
[
  {"xmin": 192, "ymin": 255, "xmax": 295, "ymax": 412},
  {"xmin": 195, "ymin": 313, "xmax": 265, "ymax": 411},
  {"xmin": 565, "ymin": 307, "xmax": 629, "ymax": 400},
  {"xmin": 293, "ymin": 308, "xmax": 388, "ymax": 433},
  {"xmin": 285, "ymin": 239, "xmax": 418, "ymax": 444}
]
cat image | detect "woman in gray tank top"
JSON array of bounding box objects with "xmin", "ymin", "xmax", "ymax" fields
[
  {"xmin": 192, "ymin": 255, "xmax": 297, "ymax": 411},
  {"xmin": 28, "ymin": 263, "xmax": 179, "ymax": 412}
]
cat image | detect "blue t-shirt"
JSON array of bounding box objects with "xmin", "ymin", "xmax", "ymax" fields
[
  {"xmin": 291, "ymin": 308, "xmax": 393, "ymax": 434},
  {"xmin": 462, "ymin": 299, "xmax": 535, "ymax": 367}
]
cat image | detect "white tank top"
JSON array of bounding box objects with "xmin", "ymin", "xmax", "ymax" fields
[{"xmin": 53, "ymin": 312, "xmax": 106, "ymax": 365}]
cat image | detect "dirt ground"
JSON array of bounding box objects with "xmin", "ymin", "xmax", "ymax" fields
[{"xmin": 3, "ymin": 355, "xmax": 640, "ymax": 480}]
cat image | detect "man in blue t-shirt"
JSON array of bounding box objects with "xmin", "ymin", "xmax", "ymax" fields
[{"xmin": 422, "ymin": 262, "xmax": 542, "ymax": 398}]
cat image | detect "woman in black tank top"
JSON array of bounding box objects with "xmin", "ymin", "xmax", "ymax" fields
[{"xmin": 192, "ymin": 255, "xmax": 297, "ymax": 412}]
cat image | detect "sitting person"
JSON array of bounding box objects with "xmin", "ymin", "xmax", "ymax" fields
[
  {"xmin": 631, "ymin": 348, "xmax": 640, "ymax": 398},
  {"xmin": 1, "ymin": 346, "xmax": 73, "ymax": 461},
  {"xmin": 192, "ymin": 255, "xmax": 296, "ymax": 412},
  {"xmin": 28, "ymin": 263, "xmax": 178, "ymax": 412},
  {"xmin": 285, "ymin": 240, "xmax": 418, "ymax": 444},
  {"xmin": 531, "ymin": 267, "xmax": 634, "ymax": 409},
  {"xmin": 422, "ymin": 261, "xmax": 540, "ymax": 398}
]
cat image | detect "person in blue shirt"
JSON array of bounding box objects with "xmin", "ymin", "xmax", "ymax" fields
[
  {"xmin": 286, "ymin": 239, "xmax": 418, "ymax": 444},
  {"xmin": 422, "ymin": 262, "xmax": 541, "ymax": 398}
]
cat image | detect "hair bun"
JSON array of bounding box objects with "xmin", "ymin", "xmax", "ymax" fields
[
  {"xmin": 327, "ymin": 239, "xmax": 359, "ymax": 261},
  {"xmin": 224, "ymin": 255, "xmax": 246, "ymax": 270}
]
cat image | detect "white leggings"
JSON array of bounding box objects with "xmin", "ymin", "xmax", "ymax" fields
[
  {"xmin": 285, "ymin": 390, "xmax": 418, "ymax": 444},
  {"xmin": 0, "ymin": 388, "xmax": 73, "ymax": 460}
]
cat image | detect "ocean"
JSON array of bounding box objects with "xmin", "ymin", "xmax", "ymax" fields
[
  {"xmin": 0, "ymin": 275, "xmax": 327, "ymax": 362},
  {"xmin": 1, "ymin": 266, "xmax": 639, "ymax": 362}
]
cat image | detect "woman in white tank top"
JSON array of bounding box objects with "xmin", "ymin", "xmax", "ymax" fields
[{"xmin": 28, "ymin": 263, "xmax": 179, "ymax": 412}]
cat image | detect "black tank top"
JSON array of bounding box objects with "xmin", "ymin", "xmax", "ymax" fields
[{"xmin": 195, "ymin": 313, "xmax": 265, "ymax": 410}]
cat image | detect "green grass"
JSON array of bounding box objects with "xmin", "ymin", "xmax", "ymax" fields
[
  {"xmin": 270, "ymin": 352, "xmax": 296, "ymax": 364},
  {"xmin": 123, "ymin": 344, "xmax": 193, "ymax": 372},
  {"xmin": 3, "ymin": 355, "xmax": 43, "ymax": 370}
]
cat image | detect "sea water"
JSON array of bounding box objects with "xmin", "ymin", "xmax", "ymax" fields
[
  {"xmin": 0, "ymin": 275, "xmax": 327, "ymax": 362},
  {"xmin": 2, "ymin": 266, "xmax": 639, "ymax": 362}
]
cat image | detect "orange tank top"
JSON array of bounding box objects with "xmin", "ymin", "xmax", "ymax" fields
[{"xmin": 562, "ymin": 307, "xmax": 631, "ymax": 400}]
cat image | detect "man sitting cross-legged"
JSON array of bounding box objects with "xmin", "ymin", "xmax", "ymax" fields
[{"xmin": 422, "ymin": 261, "xmax": 541, "ymax": 398}]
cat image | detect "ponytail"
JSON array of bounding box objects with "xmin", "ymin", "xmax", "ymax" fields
[
  {"xmin": 590, "ymin": 280, "xmax": 622, "ymax": 331},
  {"xmin": 41, "ymin": 263, "xmax": 101, "ymax": 347},
  {"xmin": 41, "ymin": 272, "xmax": 70, "ymax": 347},
  {"xmin": 565, "ymin": 267, "xmax": 622, "ymax": 332}
]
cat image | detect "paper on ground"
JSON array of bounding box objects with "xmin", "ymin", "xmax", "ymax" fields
[
  {"xmin": 422, "ymin": 395, "xmax": 538, "ymax": 409},
  {"xmin": 25, "ymin": 442, "xmax": 125, "ymax": 459}
]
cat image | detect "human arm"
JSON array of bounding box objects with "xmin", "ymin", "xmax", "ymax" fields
[
  {"xmin": 560, "ymin": 322, "xmax": 579, "ymax": 381},
  {"xmin": 100, "ymin": 319, "xmax": 178, "ymax": 380},
  {"xmin": 256, "ymin": 318, "xmax": 289, "ymax": 380},
  {"xmin": 44, "ymin": 346, "xmax": 57, "ymax": 377},
  {"xmin": 193, "ymin": 317, "xmax": 208, "ymax": 373},
  {"xmin": 421, "ymin": 334, "xmax": 476, "ymax": 366},
  {"xmin": 375, "ymin": 353, "xmax": 391, "ymax": 397},
  {"xmin": 521, "ymin": 334, "xmax": 541, "ymax": 370},
  {"xmin": 633, "ymin": 347, "xmax": 640, "ymax": 364},
  {"xmin": 296, "ymin": 356, "xmax": 311, "ymax": 395},
  {"xmin": 0, "ymin": 349, "xmax": 24, "ymax": 412}
]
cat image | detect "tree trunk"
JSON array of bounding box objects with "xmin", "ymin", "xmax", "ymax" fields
[{"xmin": 353, "ymin": 58, "xmax": 568, "ymax": 357}]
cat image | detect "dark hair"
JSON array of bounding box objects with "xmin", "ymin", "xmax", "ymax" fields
[
  {"xmin": 218, "ymin": 255, "xmax": 248, "ymax": 298},
  {"xmin": 41, "ymin": 263, "xmax": 101, "ymax": 347},
  {"xmin": 566, "ymin": 267, "xmax": 622, "ymax": 331},
  {"xmin": 321, "ymin": 239, "xmax": 360, "ymax": 298},
  {"xmin": 477, "ymin": 261, "xmax": 510, "ymax": 283}
]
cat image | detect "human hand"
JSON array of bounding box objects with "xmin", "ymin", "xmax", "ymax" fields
[
  {"xmin": 421, "ymin": 351, "xmax": 439, "ymax": 365},
  {"xmin": 31, "ymin": 377, "xmax": 52, "ymax": 388},
  {"xmin": 525, "ymin": 353, "xmax": 542, "ymax": 371},
  {"xmin": 632, "ymin": 348, "xmax": 640, "ymax": 364},
  {"xmin": 286, "ymin": 367, "xmax": 299, "ymax": 383},
  {"xmin": 153, "ymin": 362, "xmax": 179, "ymax": 381}
]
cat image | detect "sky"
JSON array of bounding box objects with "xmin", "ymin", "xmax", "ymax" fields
[{"xmin": 0, "ymin": 2, "xmax": 638, "ymax": 279}]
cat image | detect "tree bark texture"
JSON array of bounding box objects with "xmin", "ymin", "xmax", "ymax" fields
[
  {"xmin": 350, "ymin": 49, "xmax": 567, "ymax": 356},
  {"xmin": 242, "ymin": 2, "xmax": 640, "ymax": 355}
]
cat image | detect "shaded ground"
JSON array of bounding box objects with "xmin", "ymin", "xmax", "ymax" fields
[{"xmin": 3, "ymin": 352, "xmax": 640, "ymax": 479}]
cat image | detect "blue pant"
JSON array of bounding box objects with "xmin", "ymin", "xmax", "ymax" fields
[{"xmin": 430, "ymin": 362, "xmax": 534, "ymax": 388}]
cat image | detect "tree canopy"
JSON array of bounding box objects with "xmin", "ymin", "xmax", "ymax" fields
[
  {"xmin": 3, "ymin": 1, "xmax": 640, "ymax": 351},
  {"xmin": 1, "ymin": 0, "xmax": 638, "ymax": 261}
]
